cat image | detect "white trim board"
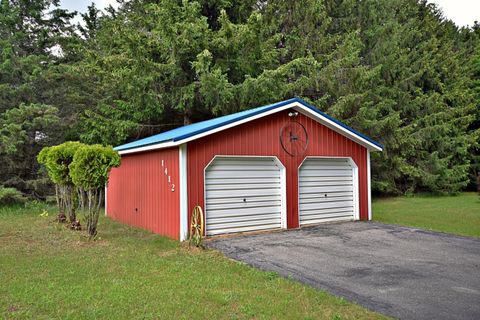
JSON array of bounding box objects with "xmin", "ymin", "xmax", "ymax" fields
[
  {"xmin": 118, "ymin": 101, "xmax": 383, "ymax": 155},
  {"xmin": 179, "ymin": 143, "xmax": 188, "ymax": 241},
  {"xmin": 367, "ymin": 150, "xmax": 372, "ymax": 221}
]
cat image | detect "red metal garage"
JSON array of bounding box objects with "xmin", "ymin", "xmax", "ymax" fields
[{"xmin": 106, "ymin": 98, "xmax": 383, "ymax": 240}]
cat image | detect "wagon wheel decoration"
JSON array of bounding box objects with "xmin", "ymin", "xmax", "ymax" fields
[
  {"xmin": 280, "ymin": 121, "xmax": 308, "ymax": 156},
  {"xmin": 189, "ymin": 205, "xmax": 204, "ymax": 247}
]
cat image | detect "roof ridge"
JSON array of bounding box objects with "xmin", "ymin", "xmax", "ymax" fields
[{"xmin": 115, "ymin": 98, "xmax": 383, "ymax": 152}]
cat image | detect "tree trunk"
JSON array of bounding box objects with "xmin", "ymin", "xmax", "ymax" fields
[
  {"xmin": 183, "ymin": 108, "xmax": 192, "ymax": 125},
  {"xmin": 64, "ymin": 184, "xmax": 76, "ymax": 224},
  {"xmin": 86, "ymin": 188, "xmax": 103, "ymax": 239}
]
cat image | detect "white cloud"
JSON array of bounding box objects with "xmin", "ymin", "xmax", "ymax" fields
[
  {"xmin": 428, "ymin": 0, "xmax": 479, "ymax": 27},
  {"xmin": 58, "ymin": 0, "xmax": 122, "ymax": 26},
  {"xmin": 95, "ymin": 0, "xmax": 120, "ymax": 10},
  {"xmin": 59, "ymin": 0, "xmax": 120, "ymax": 14}
]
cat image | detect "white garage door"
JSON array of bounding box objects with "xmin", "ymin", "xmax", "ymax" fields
[
  {"xmin": 299, "ymin": 158, "xmax": 356, "ymax": 225},
  {"xmin": 205, "ymin": 157, "xmax": 283, "ymax": 236}
]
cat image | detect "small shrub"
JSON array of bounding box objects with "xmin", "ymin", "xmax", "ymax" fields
[
  {"xmin": 69, "ymin": 144, "xmax": 120, "ymax": 238},
  {"xmin": 37, "ymin": 142, "xmax": 84, "ymax": 225},
  {"xmin": 0, "ymin": 186, "xmax": 26, "ymax": 205}
]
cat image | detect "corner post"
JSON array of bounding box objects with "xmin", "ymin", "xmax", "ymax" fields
[
  {"xmin": 367, "ymin": 150, "xmax": 372, "ymax": 220},
  {"xmin": 179, "ymin": 144, "xmax": 188, "ymax": 241}
]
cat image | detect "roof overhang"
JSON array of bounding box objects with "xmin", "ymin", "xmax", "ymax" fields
[{"xmin": 118, "ymin": 99, "xmax": 383, "ymax": 155}]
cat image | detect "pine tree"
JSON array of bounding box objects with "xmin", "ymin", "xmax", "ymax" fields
[{"xmin": 0, "ymin": 0, "xmax": 77, "ymax": 195}]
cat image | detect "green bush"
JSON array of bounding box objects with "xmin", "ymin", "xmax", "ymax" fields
[
  {"xmin": 37, "ymin": 141, "xmax": 84, "ymax": 224},
  {"xmin": 37, "ymin": 142, "xmax": 120, "ymax": 237},
  {"xmin": 37, "ymin": 142, "xmax": 83, "ymax": 185},
  {"xmin": 0, "ymin": 186, "xmax": 26, "ymax": 205},
  {"xmin": 69, "ymin": 144, "xmax": 120, "ymax": 191},
  {"xmin": 69, "ymin": 144, "xmax": 120, "ymax": 238}
]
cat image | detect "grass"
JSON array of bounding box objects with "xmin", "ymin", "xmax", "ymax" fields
[
  {"xmin": 0, "ymin": 202, "xmax": 385, "ymax": 320},
  {"xmin": 372, "ymin": 192, "xmax": 480, "ymax": 238}
]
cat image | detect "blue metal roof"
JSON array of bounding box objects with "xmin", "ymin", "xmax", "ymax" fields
[{"xmin": 115, "ymin": 98, "xmax": 383, "ymax": 151}]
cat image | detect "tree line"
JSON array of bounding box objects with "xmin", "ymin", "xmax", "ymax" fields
[{"xmin": 0, "ymin": 0, "xmax": 479, "ymax": 197}]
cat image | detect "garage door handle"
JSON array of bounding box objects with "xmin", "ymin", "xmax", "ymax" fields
[
  {"xmin": 324, "ymin": 194, "xmax": 327, "ymax": 197},
  {"xmin": 243, "ymin": 198, "xmax": 246, "ymax": 202}
]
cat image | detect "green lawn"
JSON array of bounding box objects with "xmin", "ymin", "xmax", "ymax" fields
[
  {"xmin": 0, "ymin": 203, "xmax": 385, "ymax": 320},
  {"xmin": 372, "ymin": 192, "xmax": 480, "ymax": 238}
]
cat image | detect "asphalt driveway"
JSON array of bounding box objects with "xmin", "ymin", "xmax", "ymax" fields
[{"xmin": 208, "ymin": 222, "xmax": 480, "ymax": 320}]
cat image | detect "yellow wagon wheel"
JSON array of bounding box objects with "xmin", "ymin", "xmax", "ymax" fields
[{"xmin": 189, "ymin": 205, "xmax": 204, "ymax": 247}]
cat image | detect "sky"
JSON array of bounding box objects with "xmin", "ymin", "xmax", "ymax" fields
[
  {"xmin": 428, "ymin": 0, "xmax": 479, "ymax": 27},
  {"xmin": 59, "ymin": 0, "xmax": 119, "ymax": 13},
  {"xmin": 60, "ymin": 0, "xmax": 479, "ymax": 28},
  {"xmin": 58, "ymin": 0, "xmax": 119, "ymax": 24}
]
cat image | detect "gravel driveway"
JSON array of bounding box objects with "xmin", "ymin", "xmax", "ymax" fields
[{"xmin": 208, "ymin": 222, "xmax": 480, "ymax": 320}]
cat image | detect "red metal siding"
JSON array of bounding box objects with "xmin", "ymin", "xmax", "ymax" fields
[
  {"xmin": 107, "ymin": 148, "xmax": 180, "ymax": 239},
  {"xmin": 187, "ymin": 111, "xmax": 368, "ymax": 231}
]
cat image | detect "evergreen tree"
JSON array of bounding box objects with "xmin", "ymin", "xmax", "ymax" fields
[
  {"xmin": 0, "ymin": 0, "xmax": 77, "ymax": 194},
  {"xmin": 1, "ymin": 0, "xmax": 478, "ymax": 196}
]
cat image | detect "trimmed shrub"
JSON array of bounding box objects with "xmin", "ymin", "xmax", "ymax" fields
[
  {"xmin": 69, "ymin": 144, "xmax": 120, "ymax": 238},
  {"xmin": 0, "ymin": 186, "xmax": 26, "ymax": 205},
  {"xmin": 37, "ymin": 141, "xmax": 84, "ymax": 225}
]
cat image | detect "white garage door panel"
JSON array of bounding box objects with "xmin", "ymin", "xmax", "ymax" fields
[
  {"xmin": 205, "ymin": 157, "xmax": 283, "ymax": 236},
  {"xmin": 206, "ymin": 170, "xmax": 279, "ymax": 179},
  {"xmin": 210, "ymin": 213, "xmax": 282, "ymax": 224},
  {"xmin": 206, "ymin": 195, "xmax": 280, "ymax": 205},
  {"xmin": 299, "ymin": 181, "xmax": 352, "ymax": 187},
  {"xmin": 208, "ymin": 223, "xmax": 282, "ymax": 235},
  {"xmin": 299, "ymin": 158, "xmax": 356, "ymax": 226},
  {"xmin": 207, "ymin": 164, "xmax": 279, "ymax": 171},
  {"xmin": 301, "ymin": 166, "xmax": 352, "ymax": 172},
  {"xmin": 300, "ymin": 211, "xmax": 354, "ymax": 223},
  {"xmin": 207, "ymin": 178, "xmax": 280, "ymax": 185},
  {"xmin": 207, "ymin": 217, "xmax": 281, "ymax": 234},
  {"xmin": 207, "ymin": 183, "xmax": 280, "ymax": 191},
  {"xmin": 300, "ymin": 176, "xmax": 352, "ymax": 182},
  {"xmin": 300, "ymin": 196, "xmax": 353, "ymax": 204},
  {"xmin": 300, "ymin": 169, "xmax": 352, "ymax": 175},
  {"xmin": 299, "ymin": 185, "xmax": 353, "ymax": 193},
  {"xmin": 301, "ymin": 200, "xmax": 354, "ymax": 210},
  {"xmin": 207, "ymin": 188, "xmax": 281, "ymax": 199},
  {"xmin": 207, "ymin": 205, "xmax": 281, "ymax": 218},
  {"xmin": 206, "ymin": 200, "xmax": 281, "ymax": 211},
  {"xmin": 300, "ymin": 191, "xmax": 353, "ymax": 200},
  {"xmin": 301, "ymin": 207, "xmax": 354, "ymax": 215}
]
